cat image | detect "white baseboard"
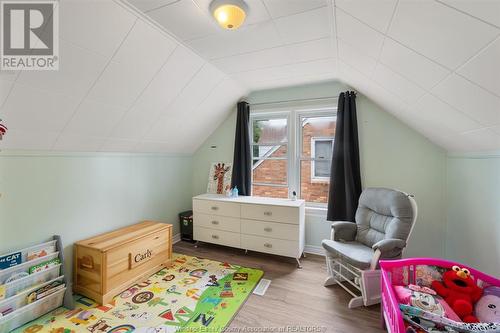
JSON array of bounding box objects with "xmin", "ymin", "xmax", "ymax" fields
[
  {"xmin": 304, "ymin": 245, "xmax": 325, "ymax": 256},
  {"xmin": 173, "ymin": 233, "xmax": 181, "ymax": 244}
]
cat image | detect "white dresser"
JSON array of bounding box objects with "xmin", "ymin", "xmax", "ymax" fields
[{"xmin": 192, "ymin": 194, "xmax": 306, "ymax": 267}]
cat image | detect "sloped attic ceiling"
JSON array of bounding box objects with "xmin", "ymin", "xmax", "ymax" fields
[
  {"xmin": 0, "ymin": 0, "xmax": 246, "ymax": 153},
  {"xmin": 1, "ymin": 0, "xmax": 499, "ymax": 154}
]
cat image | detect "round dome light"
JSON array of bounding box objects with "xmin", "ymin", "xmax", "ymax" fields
[{"xmin": 210, "ymin": 0, "xmax": 248, "ymax": 30}]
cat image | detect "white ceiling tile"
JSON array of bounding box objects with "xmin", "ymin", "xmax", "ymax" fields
[
  {"xmin": 372, "ymin": 63, "xmax": 426, "ymax": 103},
  {"xmin": 149, "ymin": 79, "xmax": 242, "ymax": 151},
  {"xmin": 379, "ymin": 38, "xmax": 450, "ymax": 89},
  {"xmin": 440, "ymin": 0, "xmax": 500, "ymax": 28},
  {"xmin": 0, "ymin": 80, "xmax": 13, "ymax": 108},
  {"xmin": 63, "ymin": 100, "xmax": 128, "ymax": 137},
  {"xmin": 112, "ymin": 19, "xmax": 177, "ymax": 67},
  {"xmin": 86, "ymin": 20, "xmax": 177, "ymax": 109},
  {"xmin": 273, "ymin": 7, "xmax": 331, "ymax": 44},
  {"xmin": 137, "ymin": 140, "xmax": 176, "ymax": 153},
  {"xmin": 338, "ymin": 61, "xmax": 409, "ymax": 116},
  {"xmin": 458, "ymin": 36, "xmax": 500, "ymax": 97},
  {"xmin": 395, "ymin": 110, "xmax": 457, "ymax": 149},
  {"xmin": 53, "ymin": 135, "xmax": 106, "ymax": 152},
  {"xmin": 162, "ymin": 63, "xmax": 224, "ymax": 115},
  {"xmin": 211, "ymin": 38, "xmax": 335, "ymax": 73},
  {"xmin": 263, "ymin": 0, "xmax": 326, "ymax": 18},
  {"xmin": 111, "ymin": 46, "xmax": 205, "ymax": 140},
  {"xmin": 242, "ymin": 72, "xmax": 338, "ymax": 91},
  {"xmin": 336, "ymin": 0, "xmax": 397, "ymax": 32},
  {"xmin": 492, "ymin": 125, "xmax": 500, "ymax": 136},
  {"xmin": 60, "ymin": 0, "xmax": 136, "ymax": 58},
  {"xmin": 100, "ymin": 138, "xmax": 140, "ymax": 152},
  {"xmin": 147, "ymin": 0, "xmax": 219, "ymax": 40},
  {"xmin": 410, "ymin": 93, "xmax": 482, "ymax": 134},
  {"xmin": 0, "ymin": 130, "xmax": 59, "ymax": 151},
  {"xmin": 111, "ymin": 109, "xmax": 162, "ymax": 141},
  {"xmin": 186, "ymin": 20, "xmax": 281, "ymax": 59},
  {"xmin": 338, "ymin": 39, "xmax": 377, "ymax": 76},
  {"xmin": 2, "ymin": 84, "xmax": 80, "ymax": 132},
  {"xmin": 167, "ymin": 63, "xmax": 226, "ymax": 115},
  {"xmin": 433, "ymin": 74, "xmax": 500, "ymax": 126},
  {"xmin": 86, "ymin": 60, "xmax": 159, "ymax": 109},
  {"xmin": 16, "ymin": 40, "xmax": 108, "ymax": 100},
  {"xmin": 0, "ymin": 71, "xmax": 18, "ymax": 82},
  {"xmin": 388, "ymin": 0, "xmax": 499, "ymax": 69},
  {"xmin": 128, "ymin": 0, "xmax": 178, "ymax": 12},
  {"xmin": 459, "ymin": 128, "xmax": 500, "ymax": 152},
  {"xmin": 195, "ymin": 0, "xmax": 271, "ymax": 25},
  {"xmin": 232, "ymin": 58, "xmax": 336, "ymax": 86},
  {"xmin": 336, "ymin": 8, "xmax": 385, "ymax": 58}
]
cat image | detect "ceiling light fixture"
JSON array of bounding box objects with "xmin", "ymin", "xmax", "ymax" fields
[{"xmin": 209, "ymin": 0, "xmax": 248, "ymax": 30}]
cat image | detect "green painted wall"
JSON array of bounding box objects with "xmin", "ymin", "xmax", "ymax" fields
[
  {"xmin": 446, "ymin": 154, "xmax": 500, "ymax": 276},
  {"xmin": 0, "ymin": 152, "xmax": 193, "ymax": 278},
  {"xmin": 192, "ymin": 81, "xmax": 448, "ymax": 258}
]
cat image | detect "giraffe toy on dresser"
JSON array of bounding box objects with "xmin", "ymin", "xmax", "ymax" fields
[{"xmin": 213, "ymin": 163, "xmax": 230, "ymax": 194}]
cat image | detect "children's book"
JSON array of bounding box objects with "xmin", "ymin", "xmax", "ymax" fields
[
  {"xmin": 27, "ymin": 245, "xmax": 55, "ymax": 261},
  {"xmin": 28, "ymin": 258, "xmax": 61, "ymax": 274},
  {"xmin": 0, "ymin": 284, "xmax": 5, "ymax": 301},
  {"xmin": 27, "ymin": 281, "xmax": 65, "ymax": 303},
  {"xmin": 0, "ymin": 252, "xmax": 22, "ymax": 270}
]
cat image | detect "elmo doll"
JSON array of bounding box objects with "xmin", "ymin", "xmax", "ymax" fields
[{"xmin": 431, "ymin": 265, "xmax": 483, "ymax": 323}]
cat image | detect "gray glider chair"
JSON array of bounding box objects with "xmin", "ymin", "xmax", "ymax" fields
[{"xmin": 322, "ymin": 187, "xmax": 417, "ymax": 308}]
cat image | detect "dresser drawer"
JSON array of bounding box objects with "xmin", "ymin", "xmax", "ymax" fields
[
  {"xmin": 241, "ymin": 234, "xmax": 298, "ymax": 258},
  {"xmin": 194, "ymin": 213, "xmax": 240, "ymax": 233},
  {"xmin": 241, "ymin": 219, "xmax": 298, "ymax": 241},
  {"xmin": 241, "ymin": 204, "xmax": 298, "ymax": 224},
  {"xmin": 194, "ymin": 227, "xmax": 241, "ymax": 248},
  {"xmin": 193, "ymin": 199, "xmax": 240, "ymax": 218}
]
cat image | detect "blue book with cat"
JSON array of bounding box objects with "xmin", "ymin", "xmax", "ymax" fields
[{"xmin": 0, "ymin": 252, "xmax": 22, "ymax": 269}]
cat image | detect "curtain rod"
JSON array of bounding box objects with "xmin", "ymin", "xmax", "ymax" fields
[{"xmin": 245, "ymin": 91, "xmax": 357, "ymax": 107}]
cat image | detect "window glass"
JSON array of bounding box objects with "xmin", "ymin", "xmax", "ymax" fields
[
  {"xmin": 250, "ymin": 111, "xmax": 336, "ymax": 205},
  {"xmin": 313, "ymin": 140, "xmax": 333, "ymax": 178},
  {"xmin": 252, "ymin": 118, "xmax": 287, "ymax": 144},
  {"xmin": 252, "ymin": 159, "xmax": 287, "ymax": 185},
  {"xmin": 251, "ymin": 117, "xmax": 289, "ymax": 197}
]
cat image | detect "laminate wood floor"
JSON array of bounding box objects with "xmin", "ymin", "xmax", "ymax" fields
[{"xmin": 174, "ymin": 241, "xmax": 387, "ymax": 333}]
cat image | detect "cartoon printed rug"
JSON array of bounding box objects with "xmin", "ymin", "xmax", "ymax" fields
[{"xmin": 14, "ymin": 254, "xmax": 264, "ymax": 333}]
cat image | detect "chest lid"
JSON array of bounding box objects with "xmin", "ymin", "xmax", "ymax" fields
[{"xmin": 76, "ymin": 221, "xmax": 170, "ymax": 252}]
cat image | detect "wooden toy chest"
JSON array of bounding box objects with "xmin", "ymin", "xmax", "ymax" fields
[{"xmin": 74, "ymin": 221, "xmax": 172, "ymax": 304}]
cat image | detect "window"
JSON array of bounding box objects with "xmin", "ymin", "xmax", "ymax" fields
[
  {"xmin": 311, "ymin": 138, "xmax": 334, "ymax": 180},
  {"xmin": 250, "ymin": 108, "xmax": 336, "ymax": 205},
  {"xmin": 251, "ymin": 117, "xmax": 289, "ymax": 199}
]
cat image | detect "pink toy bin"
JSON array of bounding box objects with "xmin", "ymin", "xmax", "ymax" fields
[{"xmin": 379, "ymin": 258, "xmax": 500, "ymax": 333}]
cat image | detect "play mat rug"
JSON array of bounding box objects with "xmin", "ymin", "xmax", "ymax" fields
[{"xmin": 14, "ymin": 254, "xmax": 264, "ymax": 333}]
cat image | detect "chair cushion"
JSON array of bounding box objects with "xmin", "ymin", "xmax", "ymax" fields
[
  {"xmin": 355, "ymin": 188, "xmax": 414, "ymax": 248},
  {"xmin": 322, "ymin": 239, "xmax": 374, "ymax": 269}
]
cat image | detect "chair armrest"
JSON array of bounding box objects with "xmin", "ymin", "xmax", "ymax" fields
[
  {"xmin": 372, "ymin": 238, "xmax": 406, "ymax": 254},
  {"xmin": 331, "ymin": 221, "xmax": 357, "ymax": 241}
]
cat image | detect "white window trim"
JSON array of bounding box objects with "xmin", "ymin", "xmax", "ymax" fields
[
  {"xmin": 250, "ymin": 106, "xmax": 336, "ymax": 207},
  {"xmin": 310, "ymin": 137, "xmax": 334, "ymax": 182}
]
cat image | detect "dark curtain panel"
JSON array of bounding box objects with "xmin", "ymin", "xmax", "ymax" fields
[
  {"xmin": 327, "ymin": 91, "xmax": 362, "ymax": 222},
  {"xmin": 231, "ymin": 101, "xmax": 251, "ymax": 196}
]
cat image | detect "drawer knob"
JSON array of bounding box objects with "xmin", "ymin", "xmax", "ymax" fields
[
  {"xmin": 211, "ymin": 220, "xmax": 219, "ymax": 225},
  {"xmin": 211, "ymin": 235, "xmax": 219, "ymax": 239},
  {"xmin": 264, "ymin": 211, "xmax": 272, "ymax": 216},
  {"xmin": 264, "ymin": 243, "xmax": 272, "ymax": 248},
  {"xmin": 264, "ymin": 227, "xmax": 272, "ymax": 232},
  {"xmin": 211, "ymin": 206, "xmax": 219, "ymax": 211}
]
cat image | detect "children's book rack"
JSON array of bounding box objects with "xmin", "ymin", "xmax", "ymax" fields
[{"xmin": 0, "ymin": 235, "xmax": 73, "ymax": 332}]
